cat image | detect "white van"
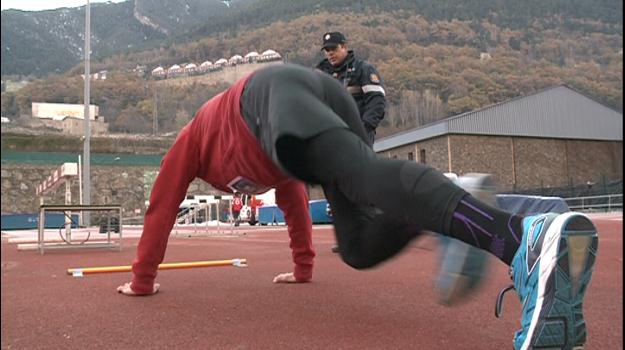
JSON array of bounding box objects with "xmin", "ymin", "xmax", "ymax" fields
[{"xmin": 238, "ymin": 189, "xmax": 276, "ymax": 225}]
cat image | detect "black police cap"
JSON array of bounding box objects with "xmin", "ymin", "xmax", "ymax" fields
[{"xmin": 322, "ymin": 32, "xmax": 347, "ymax": 49}]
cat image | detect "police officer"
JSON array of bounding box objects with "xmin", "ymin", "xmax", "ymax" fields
[
  {"xmin": 316, "ymin": 32, "xmax": 387, "ymax": 146},
  {"xmin": 316, "ymin": 32, "xmax": 387, "ymax": 253}
]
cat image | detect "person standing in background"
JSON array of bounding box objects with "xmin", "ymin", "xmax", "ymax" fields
[
  {"xmin": 231, "ymin": 192, "xmax": 243, "ymax": 226},
  {"xmin": 316, "ymin": 32, "xmax": 386, "ymax": 146},
  {"xmin": 316, "ymin": 31, "xmax": 387, "ymax": 253}
]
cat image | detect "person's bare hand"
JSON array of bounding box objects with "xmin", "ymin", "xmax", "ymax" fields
[
  {"xmin": 117, "ymin": 282, "xmax": 160, "ymax": 296},
  {"xmin": 272, "ymin": 272, "xmax": 299, "ymax": 283}
]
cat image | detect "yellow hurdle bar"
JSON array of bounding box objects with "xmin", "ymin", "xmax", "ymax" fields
[{"xmin": 67, "ymin": 258, "xmax": 247, "ymax": 276}]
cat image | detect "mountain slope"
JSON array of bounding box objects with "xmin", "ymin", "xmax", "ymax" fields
[
  {"xmin": 1, "ymin": 0, "xmax": 250, "ymax": 77},
  {"xmin": 2, "ymin": 0, "xmax": 622, "ymax": 77}
]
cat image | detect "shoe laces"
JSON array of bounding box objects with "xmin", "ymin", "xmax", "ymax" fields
[
  {"xmin": 495, "ymin": 266, "xmax": 516, "ymax": 318},
  {"xmin": 495, "ymin": 284, "xmax": 515, "ymax": 318}
]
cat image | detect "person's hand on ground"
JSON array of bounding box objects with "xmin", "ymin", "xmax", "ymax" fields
[
  {"xmin": 117, "ymin": 282, "xmax": 160, "ymax": 296},
  {"xmin": 272, "ymin": 272, "xmax": 304, "ymax": 283}
]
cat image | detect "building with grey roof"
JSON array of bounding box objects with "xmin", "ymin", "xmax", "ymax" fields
[{"xmin": 373, "ymin": 85, "xmax": 622, "ymax": 191}]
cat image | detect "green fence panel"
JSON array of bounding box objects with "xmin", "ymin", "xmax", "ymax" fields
[{"xmin": 1, "ymin": 151, "xmax": 163, "ymax": 166}]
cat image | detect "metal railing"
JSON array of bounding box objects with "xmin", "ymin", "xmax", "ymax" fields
[
  {"xmin": 172, "ymin": 202, "xmax": 241, "ymax": 237},
  {"xmin": 176, "ymin": 204, "xmax": 204, "ymax": 225},
  {"xmin": 564, "ymin": 194, "xmax": 623, "ymax": 212}
]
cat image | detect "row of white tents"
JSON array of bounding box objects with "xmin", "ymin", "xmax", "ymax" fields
[{"xmin": 151, "ymin": 50, "xmax": 282, "ymax": 78}]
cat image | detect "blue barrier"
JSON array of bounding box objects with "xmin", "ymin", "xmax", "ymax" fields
[
  {"xmin": 258, "ymin": 205, "xmax": 285, "ymax": 225},
  {"xmin": 309, "ymin": 199, "xmax": 333, "ymax": 224},
  {"xmin": 258, "ymin": 199, "xmax": 333, "ymax": 225},
  {"xmin": 496, "ymin": 194, "xmax": 569, "ymax": 214},
  {"xmin": 257, "ymin": 195, "xmax": 568, "ymax": 226},
  {"xmin": 1, "ymin": 213, "xmax": 80, "ymax": 230}
]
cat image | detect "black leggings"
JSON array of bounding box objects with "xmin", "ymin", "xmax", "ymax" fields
[{"xmin": 277, "ymin": 129, "xmax": 467, "ymax": 269}]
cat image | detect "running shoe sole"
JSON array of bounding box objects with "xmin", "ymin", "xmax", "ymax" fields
[{"xmin": 520, "ymin": 213, "xmax": 598, "ymax": 350}]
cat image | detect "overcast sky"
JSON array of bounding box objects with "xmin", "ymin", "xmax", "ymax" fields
[{"xmin": 1, "ymin": 0, "xmax": 127, "ymax": 11}]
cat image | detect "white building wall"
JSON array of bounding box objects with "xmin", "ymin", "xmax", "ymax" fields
[{"xmin": 32, "ymin": 103, "xmax": 99, "ymax": 120}]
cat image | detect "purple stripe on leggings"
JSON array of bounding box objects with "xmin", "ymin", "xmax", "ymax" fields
[
  {"xmin": 453, "ymin": 212, "xmax": 495, "ymax": 239},
  {"xmin": 452, "ymin": 212, "xmax": 480, "ymax": 247},
  {"xmin": 460, "ymin": 199, "xmax": 494, "ymax": 221},
  {"xmin": 454, "ymin": 212, "xmax": 504, "ymax": 258},
  {"xmin": 489, "ymin": 235, "xmax": 505, "ymax": 259},
  {"xmin": 507, "ymin": 216, "xmax": 521, "ymax": 243}
]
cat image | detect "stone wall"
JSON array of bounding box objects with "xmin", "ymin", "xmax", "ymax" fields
[
  {"xmin": 512, "ymin": 138, "xmax": 569, "ymax": 189},
  {"xmin": 382, "ymin": 135, "xmax": 623, "ymax": 191},
  {"xmin": 1, "ymin": 164, "xmax": 225, "ymax": 215},
  {"xmin": 565, "ymin": 140, "xmax": 623, "ymax": 185},
  {"xmin": 378, "ymin": 143, "xmax": 417, "ymax": 161},
  {"xmin": 307, "ymin": 184, "xmax": 326, "ymax": 200},
  {"xmin": 3, "ymin": 136, "xmax": 621, "ymax": 214},
  {"xmin": 416, "ymin": 137, "xmax": 450, "ymax": 173},
  {"xmin": 38, "ymin": 118, "xmax": 109, "ymax": 136},
  {"xmin": 449, "ymin": 135, "xmax": 516, "ymax": 188},
  {"xmin": 379, "ymin": 138, "xmax": 449, "ymax": 172}
]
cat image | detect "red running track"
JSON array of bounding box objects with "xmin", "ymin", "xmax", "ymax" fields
[{"xmin": 2, "ymin": 214, "xmax": 622, "ymax": 349}]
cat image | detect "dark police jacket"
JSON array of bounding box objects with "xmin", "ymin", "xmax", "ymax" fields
[{"xmin": 316, "ymin": 51, "xmax": 386, "ymax": 145}]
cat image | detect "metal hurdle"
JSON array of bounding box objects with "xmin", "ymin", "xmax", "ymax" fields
[
  {"xmin": 36, "ymin": 162, "xmax": 79, "ymax": 241},
  {"xmin": 173, "ymin": 195, "xmax": 240, "ymax": 237},
  {"xmin": 38, "ymin": 204, "xmax": 123, "ymax": 254},
  {"xmin": 34, "ymin": 162, "xmax": 123, "ymax": 254}
]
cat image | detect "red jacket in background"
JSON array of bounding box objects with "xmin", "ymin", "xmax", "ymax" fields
[
  {"xmin": 232, "ymin": 197, "xmax": 243, "ymax": 212},
  {"xmin": 131, "ymin": 75, "xmax": 315, "ymax": 294},
  {"xmin": 249, "ymin": 196, "xmax": 263, "ymax": 210}
]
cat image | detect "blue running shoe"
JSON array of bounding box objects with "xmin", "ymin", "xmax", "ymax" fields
[{"xmin": 497, "ymin": 212, "xmax": 598, "ymax": 350}]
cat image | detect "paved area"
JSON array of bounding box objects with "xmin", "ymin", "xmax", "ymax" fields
[{"xmin": 2, "ymin": 213, "xmax": 622, "ymax": 349}]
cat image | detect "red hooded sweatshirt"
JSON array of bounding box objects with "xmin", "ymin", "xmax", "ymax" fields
[{"xmin": 131, "ymin": 75, "xmax": 315, "ymax": 294}]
